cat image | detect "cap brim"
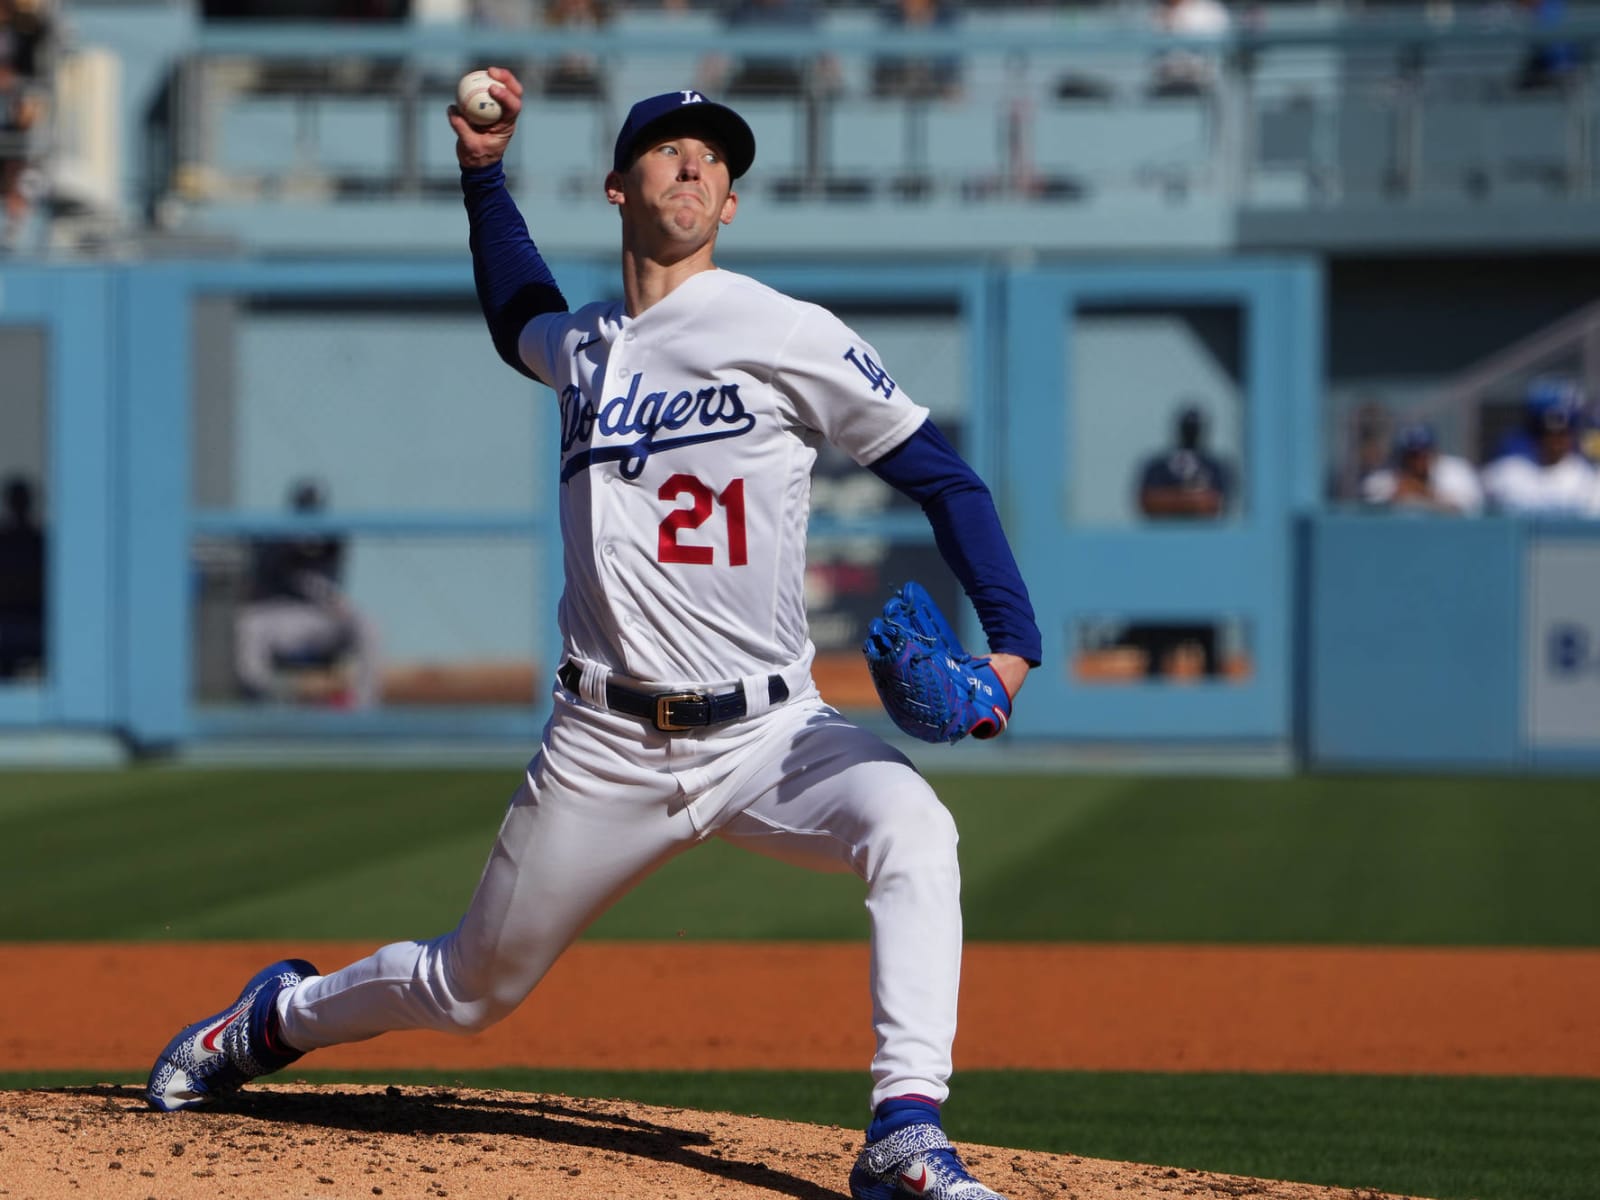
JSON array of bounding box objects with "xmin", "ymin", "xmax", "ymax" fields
[{"xmin": 619, "ymin": 104, "xmax": 756, "ymax": 180}]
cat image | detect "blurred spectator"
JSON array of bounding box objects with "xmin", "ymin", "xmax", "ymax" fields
[
  {"xmin": 1147, "ymin": 0, "xmax": 1231, "ymax": 98},
  {"xmin": 700, "ymin": 0, "xmax": 839, "ymax": 98},
  {"xmin": 1361, "ymin": 423, "xmax": 1485, "ymax": 516},
  {"xmin": 234, "ymin": 478, "xmax": 383, "ymax": 708},
  {"xmin": 0, "ymin": 473, "xmax": 44, "ymax": 679},
  {"xmin": 1514, "ymin": 0, "xmax": 1582, "ymax": 92},
  {"xmin": 1136, "ymin": 401, "xmax": 1234, "ymax": 519},
  {"xmin": 1331, "ymin": 398, "xmax": 1393, "ymax": 503},
  {"xmin": 0, "ymin": 0, "xmax": 56, "ymax": 253},
  {"xmin": 541, "ymin": 0, "xmax": 610, "ymax": 98},
  {"xmin": 1480, "ymin": 390, "xmax": 1599, "ymax": 516},
  {"xmin": 1582, "ymin": 402, "xmax": 1600, "ymax": 464},
  {"xmin": 1123, "ymin": 403, "xmax": 1234, "ymax": 678},
  {"xmin": 1492, "ymin": 376, "xmax": 1587, "ymax": 463},
  {"xmin": 470, "ymin": 0, "xmax": 535, "ymax": 25},
  {"xmin": 872, "ymin": 0, "xmax": 962, "ymax": 101},
  {"xmin": 200, "ymin": 1, "xmax": 409, "ymax": 18}
]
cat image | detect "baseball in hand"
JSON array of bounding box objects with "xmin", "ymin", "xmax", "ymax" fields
[{"xmin": 456, "ymin": 70, "xmax": 502, "ymax": 127}]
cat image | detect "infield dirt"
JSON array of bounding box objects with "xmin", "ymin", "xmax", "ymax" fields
[{"xmin": 4, "ymin": 941, "xmax": 1597, "ymax": 1198}]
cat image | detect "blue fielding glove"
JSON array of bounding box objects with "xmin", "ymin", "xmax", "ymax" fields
[{"xmin": 862, "ymin": 581, "xmax": 1013, "ymax": 744}]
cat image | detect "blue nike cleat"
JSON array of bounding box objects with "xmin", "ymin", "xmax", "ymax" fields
[
  {"xmin": 849, "ymin": 1121, "xmax": 1009, "ymax": 1199},
  {"xmin": 146, "ymin": 958, "xmax": 317, "ymax": 1112}
]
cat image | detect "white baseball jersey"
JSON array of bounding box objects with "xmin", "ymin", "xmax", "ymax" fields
[
  {"xmin": 518, "ymin": 268, "xmax": 929, "ymax": 685},
  {"xmin": 210, "ymin": 130, "xmax": 1001, "ymax": 1140},
  {"xmin": 279, "ymin": 269, "xmax": 964, "ymax": 1114},
  {"xmin": 1480, "ymin": 453, "xmax": 1599, "ymax": 517},
  {"xmin": 1361, "ymin": 455, "xmax": 1485, "ymax": 516}
]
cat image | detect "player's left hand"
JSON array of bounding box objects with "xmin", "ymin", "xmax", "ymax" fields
[
  {"xmin": 862, "ymin": 582, "xmax": 1017, "ymax": 745},
  {"xmin": 451, "ymin": 66, "xmax": 524, "ymax": 169}
]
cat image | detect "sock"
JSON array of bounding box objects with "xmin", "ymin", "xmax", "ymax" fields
[
  {"xmin": 867, "ymin": 1094, "xmax": 942, "ymax": 1141},
  {"xmin": 258, "ymin": 993, "xmax": 301, "ymax": 1063}
]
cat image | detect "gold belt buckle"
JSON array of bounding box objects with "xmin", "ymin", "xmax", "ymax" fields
[{"xmin": 653, "ymin": 692, "xmax": 701, "ymax": 732}]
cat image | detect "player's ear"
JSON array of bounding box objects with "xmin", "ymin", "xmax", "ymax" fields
[
  {"xmin": 604, "ymin": 170, "xmax": 626, "ymax": 206},
  {"xmin": 719, "ymin": 188, "xmax": 738, "ymax": 226}
]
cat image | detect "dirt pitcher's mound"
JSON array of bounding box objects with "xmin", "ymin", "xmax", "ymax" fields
[{"xmin": 0, "ymin": 1084, "xmax": 1424, "ymax": 1200}]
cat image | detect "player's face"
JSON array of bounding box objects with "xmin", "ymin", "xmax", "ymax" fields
[
  {"xmin": 1538, "ymin": 427, "xmax": 1574, "ymax": 465},
  {"xmin": 608, "ymin": 134, "xmax": 738, "ymax": 254},
  {"xmin": 1399, "ymin": 449, "xmax": 1433, "ymax": 480}
]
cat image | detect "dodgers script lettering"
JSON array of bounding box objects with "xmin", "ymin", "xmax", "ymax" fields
[{"xmin": 560, "ymin": 372, "xmax": 758, "ymax": 482}]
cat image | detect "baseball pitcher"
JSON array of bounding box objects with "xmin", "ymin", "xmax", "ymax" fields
[{"xmin": 146, "ymin": 70, "xmax": 1041, "ymax": 1200}]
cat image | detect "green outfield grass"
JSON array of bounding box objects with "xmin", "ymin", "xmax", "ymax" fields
[
  {"xmin": 6, "ymin": 1068, "xmax": 1597, "ymax": 1200},
  {"xmin": 4, "ymin": 766, "xmax": 1598, "ymax": 1200},
  {"xmin": 1, "ymin": 767, "xmax": 1598, "ymax": 944}
]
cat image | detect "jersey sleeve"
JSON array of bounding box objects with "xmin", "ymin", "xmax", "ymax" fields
[
  {"xmin": 772, "ymin": 306, "xmax": 929, "ymax": 464},
  {"xmin": 462, "ymin": 161, "xmax": 569, "ymax": 379},
  {"xmin": 871, "ymin": 419, "xmax": 1043, "ymax": 665},
  {"xmin": 516, "ymin": 313, "xmax": 567, "ymax": 387}
]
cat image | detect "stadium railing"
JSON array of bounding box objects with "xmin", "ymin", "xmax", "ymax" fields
[{"xmin": 32, "ymin": 7, "xmax": 1600, "ymax": 257}]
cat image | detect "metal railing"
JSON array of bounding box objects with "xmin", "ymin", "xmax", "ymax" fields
[{"xmin": 35, "ymin": 12, "xmax": 1600, "ymax": 253}]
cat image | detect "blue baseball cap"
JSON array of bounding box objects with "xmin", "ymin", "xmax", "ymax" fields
[
  {"xmin": 1525, "ymin": 375, "xmax": 1584, "ymax": 413},
  {"xmin": 612, "ymin": 90, "xmax": 756, "ymax": 180},
  {"xmin": 1394, "ymin": 423, "xmax": 1436, "ymax": 455},
  {"xmin": 1536, "ymin": 403, "xmax": 1581, "ymax": 434}
]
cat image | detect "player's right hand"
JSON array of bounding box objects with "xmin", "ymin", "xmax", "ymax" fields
[{"xmin": 451, "ymin": 67, "xmax": 523, "ymax": 170}]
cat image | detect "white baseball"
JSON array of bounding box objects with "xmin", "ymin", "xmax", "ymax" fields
[{"xmin": 456, "ymin": 70, "xmax": 502, "ymax": 127}]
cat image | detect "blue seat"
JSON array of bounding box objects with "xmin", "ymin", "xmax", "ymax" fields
[
  {"xmin": 512, "ymin": 100, "xmax": 610, "ymax": 198},
  {"xmin": 1032, "ymin": 101, "xmax": 1209, "ymax": 190},
  {"xmin": 308, "ymin": 98, "xmax": 401, "ymax": 179},
  {"xmin": 1335, "ymin": 93, "xmax": 1402, "ymax": 198},
  {"xmin": 221, "ymin": 95, "xmax": 400, "ymax": 182},
  {"xmin": 912, "ymin": 103, "xmax": 1008, "ymax": 196},
  {"xmin": 734, "ymin": 97, "xmax": 808, "ymax": 192},
  {"xmin": 1488, "ymin": 94, "xmax": 1574, "ymax": 195},
  {"xmin": 218, "ymin": 98, "xmax": 303, "ymax": 175},
  {"xmin": 822, "ymin": 100, "xmax": 913, "ymax": 196}
]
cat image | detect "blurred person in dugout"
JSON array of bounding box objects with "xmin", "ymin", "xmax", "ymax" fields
[
  {"xmin": 0, "ymin": 0, "xmax": 55, "ymax": 253},
  {"xmin": 1361, "ymin": 423, "xmax": 1485, "ymax": 517},
  {"xmin": 1480, "ymin": 380, "xmax": 1600, "ymax": 517},
  {"xmin": 234, "ymin": 478, "xmax": 383, "ymax": 709},
  {"xmin": 1329, "ymin": 398, "xmax": 1391, "ymax": 502},
  {"xmin": 1124, "ymin": 403, "xmax": 1234, "ymax": 679},
  {"xmin": 0, "ymin": 473, "xmax": 44, "ymax": 679}
]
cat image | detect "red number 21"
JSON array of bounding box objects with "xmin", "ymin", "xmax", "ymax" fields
[{"xmin": 657, "ymin": 474, "xmax": 748, "ymax": 566}]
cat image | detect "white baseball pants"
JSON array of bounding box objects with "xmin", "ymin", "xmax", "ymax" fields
[{"xmin": 276, "ymin": 686, "xmax": 963, "ymax": 1109}]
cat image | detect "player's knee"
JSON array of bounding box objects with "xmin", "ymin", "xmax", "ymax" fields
[
  {"xmin": 872, "ymin": 791, "xmax": 960, "ymax": 873},
  {"xmin": 429, "ymin": 974, "xmax": 527, "ymax": 1034},
  {"xmin": 441, "ymin": 996, "xmax": 516, "ymax": 1035},
  {"xmin": 431, "ymin": 943, "xmax": 536, "ymax": 1034}
]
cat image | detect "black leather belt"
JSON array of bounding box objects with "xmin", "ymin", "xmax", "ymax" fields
[{"xmin": 557, "ymin": 660, "xmax": 790, "ymax": 732}]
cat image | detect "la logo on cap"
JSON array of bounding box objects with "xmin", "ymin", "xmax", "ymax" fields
[{"xmin": 680, "ymin": 90, "xmax": 706, "ymax": 104}]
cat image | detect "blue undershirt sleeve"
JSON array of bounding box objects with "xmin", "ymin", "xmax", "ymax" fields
[
  {"xmin": 461, "ymin": 160, "xmax": 569, "ymax": 379},
  {"xmin": 869, "ymin": 419, "xmax": 1043, "ymax": 666}
]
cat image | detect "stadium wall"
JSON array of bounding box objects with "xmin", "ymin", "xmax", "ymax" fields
[{"xmin": 1, "ymin": 254, "xmax": 1597, "ymax": 769}]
